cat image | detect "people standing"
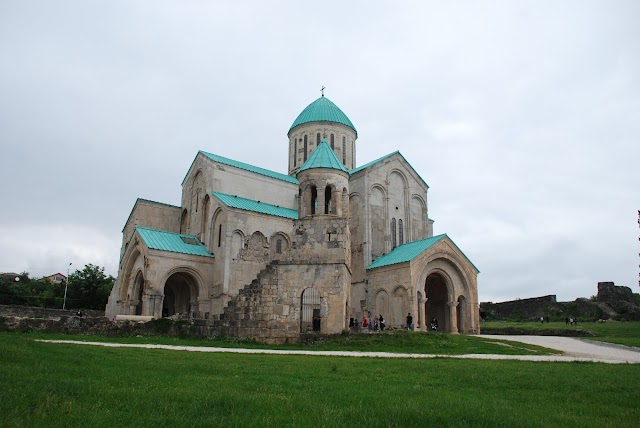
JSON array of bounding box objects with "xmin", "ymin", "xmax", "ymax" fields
[
  {"xmin": 430, "ymin": 317, "xmax": 438, "ymax": 331},
  {"xmin": 379, "ymin": 315, "xmax": 385, "ymax": 331},
  {"xmin": 361, "ymin": 315, "xmax": 368, "ymax": 328},
  {"xmin": 406, "ymin": 313, "xmax": 413, "ymax": 330}
]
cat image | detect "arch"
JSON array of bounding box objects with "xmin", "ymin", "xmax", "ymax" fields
[
  {"xmin": 230, "ymin": 230, "xmax": 244, "ymax": 259},
  {"xmin": 425, "ymin": 271, "xmax": 452, "ymax": 332},
  {"xmin": 375, "ymin": 289, "xmax": 389, "ymax": 322},
  {"xmin": 391, "ymin": 217, "xmax": 397, "ymax": 248},
  {"xmin": 190, "ymin": 171, "xmax": 205, "ymax": 237},
  {"xmin": 247, "ymin": 231, "xmax": 268, "ymax": 251},
  {"xmin": 370, "ymin": 185, "xmax": 386, "ymax": 260},
  {"xmin": 410, "ymin": 195, "xmax": 427, "ymax": 241},
  {"xmin": 303, "ymin": 135, "xmax": 308, "ymax": 162},
  {"xmin": 391, "ymin": 286, "xmax": 409, "ymax": 327},
  {"xmin": 270, "ymin": 232, "xmax": 290, "ymax": 259},
  {"xmin": 310, "ymin": 185, "xmax": 318, "ymax": 215},
  {"xmin": 301, "ymin": 288, "xmax": 321, "ymax": 333},
  {"xmin": 211, "ymin": 208, "xmax": 224, "ymax": 249},
  {"xmin": 324, "ymin": 185, "xmax": 333, "ymax": 214},
  {"xmin": 180, "ymin": 209, "xmax": 188, "ymax": 234},
  {"xmin": 119, "ymin": 245, "xmax": 144, "ymax": 302},
  {"xmin": 133, "ymin": 270, "xmax": 144, "ymax": 315},
  {"xmin": 162, "ymin": 269, "xmax": 200, "ymax": 318},
  {"xmin": 201, "ymin": 194, "xmax": 210, "ymax": 243},
  {"xmin": 330, "ymin": 133, "xmax": 335, "ymax": 150}
]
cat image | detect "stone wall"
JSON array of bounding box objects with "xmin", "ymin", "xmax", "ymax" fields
[{"xmin": 0, "ymin": 304, "xmax": 104, "ymax": 319}]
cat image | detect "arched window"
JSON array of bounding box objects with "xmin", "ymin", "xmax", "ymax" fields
[
  {"xmin": 276, "ymin": 239, "xmax": 282, "ymax": 254},
  {"xmin": 217, "ymin": 224, "xmax": 222, "ymax": 247},
  {"xmin": 316, "ymin": 133, "xmax": 320, "ymax": 145},
  {"xmin": 310, "ymin": 185, "xmax": 317, "ymax": 215},
  {"xmin": 325, "ymin": 186, "xmax": 332, "ymax": 214},
  {"xmin": 304, "ymin": 135, "xmax": 308, "ymax": 162},
  {"xmin": 294, "ymin": 139, "xmax": 297, "ymax": 167},
  {"xmin": 330, "ymin": 134, "xmax": 334, "ymax": 150},
  {"xmin": 398, "ymin": 219, "xmax": 404, "ymax": 245},
  {"xmin": 342, "ymin": 136, "xmax": 346, "ymax": 164},
  {"xmin": 391, "ymin": 218, "xmax": 397, "ymax": 249}
]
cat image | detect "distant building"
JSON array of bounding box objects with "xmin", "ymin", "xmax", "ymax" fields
[
  {"xmin": 0, "ymin": 272, "xmax": 21, "ymax": 282},
  {"xmin": 45, "ymin": 273, "xmax": 67, "ymax": 284},
  {"xmin": 106, "ymin": 95, "xmax": 480, "ymax": 342}
]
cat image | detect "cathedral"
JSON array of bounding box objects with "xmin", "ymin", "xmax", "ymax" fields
[{"xmin": 105, "ymin": 95, "xmax": 480, "ymax": 342}]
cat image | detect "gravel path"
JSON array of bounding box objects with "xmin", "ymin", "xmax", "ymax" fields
[{"xmin": 37, "ymin": 337, "xmax": 640, "ymax": 364}]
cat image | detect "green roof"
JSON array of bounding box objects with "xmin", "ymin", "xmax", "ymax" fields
[
  {"xmin": 366, "ymin": 234, "xmax": 478, "ymax": 271},
  {"xmin": 349, "ymin": 151, "xmax": 429, "ymax": 188},
  {"xmin": 367, "ymin": 235, "xmax": 446, "ymax": 269},
  {"xmin": 297, "ymin": 141, "xmax": 349, "ymax": 174},
  {"xmin": 349, "ymin": 151, "xmax": 399, "ymax": 175},
  {"xmin": 289, "ymin": 96, "xmax": 357, "ymax": 136},
  {"xmin": 213, "ymin": 192, "xmax": 298, "ymax": 220},
  {"xmin": 136, "ymin": 227, "xmax": 213, "ymax": 258},
  {"xmin": 199, "ymin": 151, "xmax": 299, "ymax": 185}
]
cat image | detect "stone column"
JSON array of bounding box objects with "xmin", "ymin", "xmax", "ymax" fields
[
  {"xmin": 317, "ymin": 187, "xmax": 326, "ymax": 215},
  {"xmin": 447, "ymin": 301, "xmax": 459, "ymax": 334},
  {"xmin": 335, "ymin": 190, "xmax": 342, "ymax": 216},
  {"xmin": 418, "ymin": 296, "xmax": 426, "ymax": 330}
]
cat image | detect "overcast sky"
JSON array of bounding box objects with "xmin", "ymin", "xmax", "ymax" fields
[{"xmin": 1, "ymin": 1, "xmax": 638, "ymax": 303}]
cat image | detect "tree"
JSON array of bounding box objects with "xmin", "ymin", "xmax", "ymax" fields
[{"xmin": 66, "ymin": 264, "xmax": 115, "ymax": 310}]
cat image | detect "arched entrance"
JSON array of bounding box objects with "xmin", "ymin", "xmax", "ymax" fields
[
  {"xmin": 162, "ymin": 272, "xmax": 198, "ymax": 318},
  {"xmin": 425, "ymin": 272, "xmax": 449, "ymax": 332},
  {"xmin": 301, "ymin": 288, "xmax": 321, "ymax": 333},
  {"xmin": 134, "ymin": 271, "xmax": 144, "ymax": 315}
]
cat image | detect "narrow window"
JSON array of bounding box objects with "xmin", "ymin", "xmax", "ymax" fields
[
  {"xmin": 342, "ymin": 136, "xmax": 346, "ymax": 164},
  {"xmin": 325, "ymin": 186, "xmax": 332, "ymax": 214},
  {"xmin": 398, "ymin": 219, "xmax": 404, "ymax": 245},
  {"xmin": 304, "ymin": 135, "xmax": 308, "ymax": 162},
  {"xmin": 276, "ymin": 239, "xmax": 282, "ymax": 254},
  {"xmin": 294, "ymin": 139, "xmax": 297, "ymax": 167},
  {"xmin": 310, "ymin": 185, "xmax": 317, "ymax": 215},
  {"xmin": 330, "ymin": 134, "xmax": 334, "ymax": 150},
  {"xmin": 317, "ymin": 133, "xmax": 320, "ymax": 145},
  {"xmin": 217, "ymin": 224, "xmax": 222, "ymax": 247},
  {"xmin": 196, "ymin": 194, "xmax": 199, "ymax": 212},
  {"xmin": 391, "ymin": 218, "xmax": 397, "ymax": 249}
]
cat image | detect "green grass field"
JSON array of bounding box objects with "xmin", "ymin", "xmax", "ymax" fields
[
  {"xmin": 2, "ymin": 331, "xmax": 639, "ymax": 427},
  {"xmin": 482, "ymin": 320, "xmax": 640, "ymax": 348}
]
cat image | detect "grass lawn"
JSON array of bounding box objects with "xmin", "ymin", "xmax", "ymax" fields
[
  {"xmin": 1, "ymin": 332, "xmax": 640, "ymax": 427},
  {"xmin": 17, "ymin": 329, "xmax": 558, "ymax": 355},
  {"xmin": 482, "ymin": 321, "xmax": 640, "ymax": 348}
]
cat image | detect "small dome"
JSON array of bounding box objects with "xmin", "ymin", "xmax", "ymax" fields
[{"xmin": 289, "ymin": 96, "xmax": 357, "ymax": 136}]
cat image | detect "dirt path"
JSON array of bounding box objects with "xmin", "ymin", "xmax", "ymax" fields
[{"xmin": 36, "ymin": 337, "xmax": 640, "ymax": 364}]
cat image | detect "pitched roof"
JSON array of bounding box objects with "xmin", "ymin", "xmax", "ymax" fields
[
  {"xmin": 289, "ymin": 96, "xmax": 357, "ymax": 136},
  {"xmin": 122, "ymin": 198, "xmax": 181, "ymax": 232},
  {"xmin": 297, "ymin": 140, "xmax": 349, "ymax": 174},
  {"xmin": 212, "ymin": 192, "xmax": 298, "ymax": 220},
  {"xmin": 136, "ymin": 227, "xmax": 213, "ymax": 258},
  {"xmin": 366, "ymin": 234, "xmax": 478, "ymax": 272},
  {"xmin": 349, "ymin": 151, "xmax": 429, "ymax": 188},
  {"xmin": 198, "ymin": 151, "xmax": 299, "ymax": 185},
  {"xmin": 349, "ymin": 151, "xmax": 399, "ymax": 175}
]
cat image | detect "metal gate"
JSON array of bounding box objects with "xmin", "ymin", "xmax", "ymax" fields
[{"xmin": 301, "ymin": 288, "xmax": 321, "ymax": 333}]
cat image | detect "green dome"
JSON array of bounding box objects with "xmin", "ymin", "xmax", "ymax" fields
[{"xmin": 289, "ymin": 96, "xmax": 357, "ymax": 136}]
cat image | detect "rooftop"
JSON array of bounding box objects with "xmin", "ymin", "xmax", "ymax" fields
[
  {"xmin": 213, "ymin": 192, "xmax": 298, "ymax": 220},
  {"xmin": 297, "ymin": 140, "xmax": 349, "ymax": 174},
  {"xmin": 136, "ymin": 227, "xmax": 213, "ymax": 258}
]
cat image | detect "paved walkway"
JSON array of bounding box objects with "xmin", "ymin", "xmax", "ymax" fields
[{"xmin": 37, "ymin": 336, "xmax": 640, "ymax": 364}]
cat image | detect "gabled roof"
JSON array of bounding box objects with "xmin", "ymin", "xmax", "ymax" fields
[
  {"xmin": 212, "ymin": 192, "xmax": 298, "ymax": 220},
  {"xmin": 297, "ymin": 140, "xmax": 349, "ymax": 174},
  {"xmin": 366, "ymin": 234, "xmax": 478, "ymax": 272},
  {"xmin": 122, "ymin": 198, "xmax": 181, "ymax": 232},
  {"xmin": 289, "ymin": 96, "xmax": 357, "ymax": 136},
  {"xmin": 193, "ymin": 151, "xmax": 299, "ymax": 185},
  {"xmin": 136, "ymin": 227, "xmax": 213, "ymax": 258},
  {"xmin": 349, "ymin": 151, "xmax": 429, "ymax": 188}
]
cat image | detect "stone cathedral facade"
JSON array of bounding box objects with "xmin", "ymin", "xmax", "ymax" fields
[{"xmin": 105, "ymin": 95, "xmax": 480, "ymax": 343}]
